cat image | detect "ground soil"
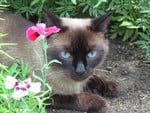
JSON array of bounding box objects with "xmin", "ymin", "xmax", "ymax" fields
[{"xmin": 47, "ymin": 39, "xmax": 150, "ymax": 113}]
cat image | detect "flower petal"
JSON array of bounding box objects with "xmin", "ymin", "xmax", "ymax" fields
[
  {"xmin": 23, "ymin": 77, "xmax": 31, "ymax": 84},
  {"xmin": 49, "ymin": 26, "xmax": 61, "ymax": 33},
  {"xmin": 26, "ymin": 26, "xmax": 39, "ymax": 41},
  {"xmin": 36, "ymin": 23, "xmax": 46, "ymax": 35},
  {"xmin": 45, "ymin": 26, "xmax": 61, "ymax": 37},
  {"xmin": 5, "ymin": 76, "xmax": 18, "ymax": 89},
  {"xmin": 29, "ymin": 82, "xmax": 41, "ymax": 94},
  {"xmin": 12, "ymin": 89, "xmax": 28, "ymax": 100},
  {"xmin": 26, "ymin": 23, "xmax": 61, "ymax": 41}
]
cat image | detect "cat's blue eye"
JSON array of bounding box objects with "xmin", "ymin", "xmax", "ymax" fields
[
  {"xmin": 60, "ymin": 51, "xmax": 71, "ymax": 59},
  {"xmin": 87, "ymin": 51, "xmax": 97, "ymax": 58}
]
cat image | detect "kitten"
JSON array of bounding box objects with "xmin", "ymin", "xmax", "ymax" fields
[{"xmin": 0, "ymin": 11, "xmax": 119, "ymax": 113}]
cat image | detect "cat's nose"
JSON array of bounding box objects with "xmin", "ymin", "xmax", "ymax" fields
[{"xmin": 75, "ymin": 62, "xmax": 86, "ymax": 75}]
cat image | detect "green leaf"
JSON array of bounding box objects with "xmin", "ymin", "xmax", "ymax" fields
[
  {"xmin": 139, "ymin": 32, "xmax": 149, "ymax": 41},
  {"xmin": 120, "ymin": 21, "xmax": 139, "ymax": 29},
  {"xmin": 38, "ymin": 85, "xmax": 52, "ymax": 98},
  {"xmin": 8, "ymin": 63, "xmax": 18, "ymax": 75},
  {"xmin": 127, "ymin": 26, "xmax": 139, "ymax": 29},
  {"xmin": 110, "ymin": 33, "xmax": 117, "ymax": 39},
  {"xmin": 31, "ymin": 0, "xmax": 40, "ymax": 6},
  {"xmin": 94, "ymin": 0, "xmax": 107, "ymax": 8},
  {"xmin": 120, "ymin": 21, "xmax": 133, "ymax": 27},
  {"xmin": 0, "ymin": 50, "xmax": 15, "ymax": 60},
  {"xmin": 48, "ymin": 59, "xmax": 62, "ymax": 66},
  {"xmin": 32, "ymin": 72, "xmax": 44, "ymax": 83},
  {"xmin": 35, "ymin": 96, "xmax": 43, "ymax": 108},
  {"xmin": 71, "ymin": 0, "xmax": 77, "ymax": 5},
  {"xmin": 0, "ymin": 94, "xmax": 8, "ymax": 100},
  {"xmin": 0, "ymin": 33, "xmax": 8, "ymax": 39},
  {"xmin": 130, "ymin": 29, "xmax": 138, "ymax": 42},
  {"xmin": 0, "ymin": 43, "xmax": 16, "ymax": 46},
  {"xmin": 0, "ymin": 63, "xmax": 8, "ymax": 71},
  {"xmin": 82, "ymin": 5, "xmax": 89, "ymax": 13},
  {"xmin": 123, "ymin": 29, "xmax": 134, "ymax": 41},
  {"xmin": 135, "ymin": 40, "xmax": 145, "ymax": 45}
]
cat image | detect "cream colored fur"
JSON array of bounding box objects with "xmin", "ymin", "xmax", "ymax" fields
[{"xmin": 61, "ymin": 18, "xmax": 91, "ymax": 30}]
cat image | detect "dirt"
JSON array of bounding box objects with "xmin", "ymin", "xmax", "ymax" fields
[{"xmin": 47, "ymin": 39, "xmax": 150, "ymax": 113}]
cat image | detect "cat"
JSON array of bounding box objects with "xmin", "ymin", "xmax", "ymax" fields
[{"xmin": 0, "ymin": 11, "xmax": 119, "ymax": 113}]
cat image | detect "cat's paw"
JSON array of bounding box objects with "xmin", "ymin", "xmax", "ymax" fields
[
  {"xmin": 78, "ymin": 93, "xmax": 107, "ymax": 113},
  {"xmin": 103, "ymin": 81, "xmax": 119, "ymax": 97},
  {"xmin": 86, "ymin": 75, "xmax": 119, "ymax": 98}
]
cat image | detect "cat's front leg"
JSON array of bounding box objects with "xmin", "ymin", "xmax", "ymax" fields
[
  {"xmin": 86, "ymin": 75, "xmax": 119, "ymax": 97},
  {"xmin": 50, "ymin": 92, "xmax": 107, "ymax": 113}
]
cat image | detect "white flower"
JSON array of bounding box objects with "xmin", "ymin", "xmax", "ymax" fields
[
  {"xmin": 29, "ymin": 82, "xmax": 41, "ymax": 94},
  {"xmin": 23, "ymin": 77, "xmax": 41, "ymax": 93},
  {"xmin": 5, "ymin": 76, "xmax": 41, "ymax": 100},
  {"xmin": 12, "ymin": 88, "xmax": 29, "ymax": 100},
  {"xmin": 5, "ymin": 76, "xmax": 18, "ymax": 89}
]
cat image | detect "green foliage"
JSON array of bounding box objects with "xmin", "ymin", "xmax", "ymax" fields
[
  {"xmin": 0, "ymin": 36, "xmax": 53, "ymax": 113},
  {"xmin": 1, "ymin": 0, "xmax": 49, "ymax": 21},
  {"xmin": 109, "ymin": 0, "xmax": 150, "ymax": 42},
  {"xmin": 1, "ymin": 1, "xmax": 150, "ymax": 61},
  {"xmin": 0, "ymin": 63, "xmax": 52, "ymax": 113},
  {"xmin": 135, "ymin": 31, "xmax": 150, "ymax": 64},
  {"xmin": 5, "ymin": 62, "xmax": 31, "ymax": 80},
  {"xmin": 2, "ymin": 0, "xmax": 149, "ymax": 39}
]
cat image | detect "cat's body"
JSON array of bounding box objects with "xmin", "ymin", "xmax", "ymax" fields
[
  {"xmin": 0, "ymin": 11, "xmax": 43, "ymax": 67},
  {"xmin": 0, "ymin": 11, "xmax": 119, "ymax": 113}
]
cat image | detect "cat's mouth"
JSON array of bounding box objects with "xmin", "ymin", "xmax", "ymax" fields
[
  {"xmin": 71, "ymin": 74, "xmax": 89, "ymax": 81},
  {"xmin": 68, "ymin": 69, "xmax": 92, "ymax": 81}
]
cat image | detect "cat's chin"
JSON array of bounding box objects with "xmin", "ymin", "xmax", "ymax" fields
[
  {"xmin": 68, "ymin": 72, "xmax": 91, "ymax": 81},
  {"xmin": 70, "ymin": 76, "xmax": 89, "ymax": 81}
]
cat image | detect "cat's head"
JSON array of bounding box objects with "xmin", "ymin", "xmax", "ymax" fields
[{"xmin": 44, "ymin": 10, "xmax": 112, "ymax": 81}]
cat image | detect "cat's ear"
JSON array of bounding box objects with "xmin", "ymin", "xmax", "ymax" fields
[
  {"xmin": 91, "ymin": 11, "xmax": 113, "ymax": 33},
  {"xmin": 43, "ymin": 9, "xmax": 62, "ymax": 28}
]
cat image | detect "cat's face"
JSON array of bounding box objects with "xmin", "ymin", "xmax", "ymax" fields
[{"xmin": 45, "ymin": 11, "xmax": 112, "ymax": 81}]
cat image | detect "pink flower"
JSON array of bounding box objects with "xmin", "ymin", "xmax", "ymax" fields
[
  {"xmin": 5, "ymin": 76, "xmax": 41, "ymax": 100},
  {"xmin": 26, "ymin": 23, "xmax": 61, "ymax": 41}
]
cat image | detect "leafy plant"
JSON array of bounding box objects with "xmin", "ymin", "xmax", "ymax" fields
[
  {"xmin": 109, "ymin": 0, "xmax": 150, "ymax": 41},
  {"xmin": 2, "ymin": 0, "xmax": 149, "ymax": 40},
  {"xmin": 1, "ymin": 0, "xmax": 149, "ymax": 63},
  {"xmin": 135, "ymin": 31, "xmax": 150, "ymax": 64},
  {"xmin": 0, "ymin": 33, "xmax": 53, "ymax": 113},
  {"xmin": 0, "ymin": 62, "xmax": 52, "ymax": 113}
]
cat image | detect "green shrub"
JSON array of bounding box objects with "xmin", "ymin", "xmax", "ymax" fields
[
  {"xmin": 2, "ymin": 0, "xmax": 149, "ymax": 39},
  {"xmin": 1, "ymin": 0, "xmax": 150, "ymax": 61},
  {"xmin": 135, "ymin": 31, "xmax": 150, "ymax": 64}
]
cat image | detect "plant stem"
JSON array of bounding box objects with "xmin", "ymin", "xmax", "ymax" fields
[{"xmin": 41, "ymin": 38, "xmax": 49, "ymax": 89}]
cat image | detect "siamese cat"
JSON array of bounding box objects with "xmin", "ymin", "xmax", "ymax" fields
[{"xmin": 0, "ymin": 11, "xmax": 119, "ymax": 113}]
